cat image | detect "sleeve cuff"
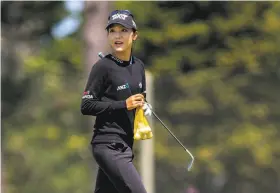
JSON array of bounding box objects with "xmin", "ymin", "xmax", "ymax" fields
[{"xmin": 112, "ymin": 100, "xmax": 127, "ymax": 110}]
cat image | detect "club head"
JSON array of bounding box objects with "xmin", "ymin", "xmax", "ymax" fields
[
  {"xmin": 187, "ymin": 157, "xmax": 194, "ymax": 171},
  {"xmin": 186, "ymin": 149, "xmax": 195, "ymax": 171}
]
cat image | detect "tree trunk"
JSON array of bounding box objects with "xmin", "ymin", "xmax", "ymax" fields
[
  {"xmin": 82, "ymin": 1, "xmax": 111, "ymax": 187},
  {"xmin": 83, "ymin": 1, "xmax": 111, "ymax": 73}
]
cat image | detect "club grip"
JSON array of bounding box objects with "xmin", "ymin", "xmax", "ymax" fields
[{"xmin": 98, "ymin": 52, "xmax": 105, "ymax": 59}]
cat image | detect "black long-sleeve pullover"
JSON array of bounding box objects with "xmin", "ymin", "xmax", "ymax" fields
[{"xmin": 81, "ymin": 54, "xmax": 146, "ymax": 147}]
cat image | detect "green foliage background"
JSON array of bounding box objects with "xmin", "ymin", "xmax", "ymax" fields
[{"xmin": 2, "ymin": 1, "xmax": 280, "ymax": 193}]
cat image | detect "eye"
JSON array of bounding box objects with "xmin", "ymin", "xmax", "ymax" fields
[
  {"xmin": 109, "ymin": 29, "xmax": 115, "ymax": 33},
  {"xmin": 122, "ymin": 28, "xmax": 128, "ymax": 32}
]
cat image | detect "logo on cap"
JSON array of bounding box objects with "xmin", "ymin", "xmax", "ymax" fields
[{"xmin": 112, "ymin": 14, "xmax": 128, "ymax": 20}]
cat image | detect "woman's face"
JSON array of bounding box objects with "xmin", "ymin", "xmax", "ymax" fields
[{"xmin": 108, "ymin": 24, "xmax": 137, "ymax": 53}]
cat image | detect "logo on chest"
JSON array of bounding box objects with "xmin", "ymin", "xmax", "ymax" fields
[{"xmin": 117, "ymin": 83, "xmax": 129, "ymax": 91}]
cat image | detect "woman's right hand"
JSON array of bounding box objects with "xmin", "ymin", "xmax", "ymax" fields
[{"xmin": 126, "ymin": 94, "xmax": 144, "ymax": 110}]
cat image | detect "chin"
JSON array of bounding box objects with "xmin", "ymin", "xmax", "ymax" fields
[{"xmin": 114, "ymin": 47, "xmax": 125, "ymax": 52}]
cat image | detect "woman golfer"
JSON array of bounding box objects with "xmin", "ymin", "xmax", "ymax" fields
[{"xmin": 81, "ymin": 10, "xmax": 149, "ymax": 193}]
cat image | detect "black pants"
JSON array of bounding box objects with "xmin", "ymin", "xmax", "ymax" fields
[{"xmin": 92, "ymin": 142, "xmax": 147, "ymax": 193}]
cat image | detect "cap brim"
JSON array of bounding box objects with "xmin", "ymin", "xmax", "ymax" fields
[{"xmin": 105, "ymin": 20, "xmax": 135, "ymax": 30}]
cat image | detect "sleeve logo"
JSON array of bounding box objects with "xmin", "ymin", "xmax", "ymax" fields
[{"xmin": 82, "ymin": 90, "xmax": 93, "ymax": 99}]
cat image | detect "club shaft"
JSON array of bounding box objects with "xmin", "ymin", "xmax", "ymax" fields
[
  {"xmin": 150, "ymin": 109, "xmax": 194, "ymax": 171},
  {"xmin": 150, "ymin": 110, "xmax": 186, "ymax": 151},
  {"xmin": 145, "ymin": 99, "xmax": 194, "ymax": 170}
]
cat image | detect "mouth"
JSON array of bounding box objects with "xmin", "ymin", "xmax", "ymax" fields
[{"xmin": 114, "ymin": 41, "xmax": 123, "ymax": 46}]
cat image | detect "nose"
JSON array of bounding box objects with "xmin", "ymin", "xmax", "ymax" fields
[{"xmin": 115, "ymin": 32, "xmax": 122, "ymax": 39}]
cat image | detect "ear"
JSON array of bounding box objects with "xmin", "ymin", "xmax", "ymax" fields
[{"xmin": 132, "ymin": 31, "xmax": 138, "ymax": 41}]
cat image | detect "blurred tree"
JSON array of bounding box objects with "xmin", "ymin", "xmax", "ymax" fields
[
  {"xmin": 3, "ymin": 1, "xmax": 280, "ymax": 193},
  {"xmin": 1, "ymin": 1, "xmax": 103, "ymax": 193},
  {"xmin": 82, "ymin": 0, "xmax": 110, "ymax": 188},
  {"xmin": 1, "ymin": 1, "xmax": 66, "ymax": 119},
  {"xmin": 114, "ymin": 1, "xmax": 280, "ymax": 193},
  {"xmin": 2, "ymin": 4, "xmax": 66, "ymax": 192},
  {"xmin": 83, "ymin": 1, "xmax": 110, "ymax": 72},
  {"xmin": 3, "ymin": 37, "xmax": 93, "ymax": 193}
]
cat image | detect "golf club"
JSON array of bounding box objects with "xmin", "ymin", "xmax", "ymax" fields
[{"xmin": 97, "ymin": 52, "xmax": 194, "ymax": 171}]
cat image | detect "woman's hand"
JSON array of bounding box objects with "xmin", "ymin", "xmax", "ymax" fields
[{"xmin": 126, "ymin": 94, "xmax": 144, "ymax": 110}]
